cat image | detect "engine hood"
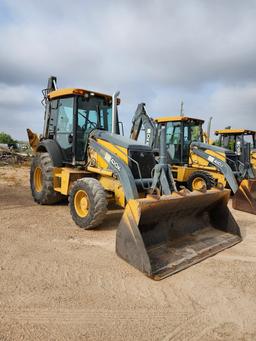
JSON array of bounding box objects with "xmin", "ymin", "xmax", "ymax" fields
[{"xmin": 90, "ymin": 130, "xmax": 152, "ymax": 151}]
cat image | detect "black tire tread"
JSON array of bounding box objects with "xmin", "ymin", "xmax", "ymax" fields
[
  {"xmin": 187, "ymin": 170, "xmax": 215, "ymax": 191},
  {"xmin": 69, "ymin": 177, "xmax": 107, "ymax": 229},
  {"xmin": 30, "ymin": 152, "xmax": 63, "ymax": 205}
]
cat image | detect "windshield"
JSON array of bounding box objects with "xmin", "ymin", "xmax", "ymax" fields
[
  {"xmin": 166, "ymin": 121, "xmax": 202, "ymax": 146},
  {"xmin": 221, "ymin": 133, "xmax": 256, "ymax": 151},
  {"xmin": 165, "ymin": 120, "xmax": 203, "ymax": 164},
  {"xmin": 184, "ymin": 123, "xmax": 202, "ymax": 143},
  {"xmin": 244, "ymin": 134, "xmax": 256, "ymax": 148},
  {"xmin": 221, "ymin": 135, "xmax": 236, "ymax": 150},
  {"xmin": 75, "ymin": 96, "xmax": 114, "ymax": 161},
  {"xmin": 77, "ymin": 96, "xmax": 112, "ymax": 132}
]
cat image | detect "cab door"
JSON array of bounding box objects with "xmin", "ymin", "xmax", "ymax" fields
[
  {"xmin": 55, "ymin": 97, "xmax": 74, "ymax": 163},
  {"xmin": 166, "ymin": 121, "xmax": 182, "ymax": 163},
  {"xmin": 75, "ymin": 96, "xmax": 99, "ymax": 161}
]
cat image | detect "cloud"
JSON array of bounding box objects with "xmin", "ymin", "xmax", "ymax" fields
[
  {"xmin": 208, "ymin": 84, "xmax": 256, "ymax": 132},
  {"xmin": 0, "ymin": 0, "xmax": 256, "ymax": 140},
  {"xmin": 0, "ymin": 83, "xmax": 35, "ymax": 108}
]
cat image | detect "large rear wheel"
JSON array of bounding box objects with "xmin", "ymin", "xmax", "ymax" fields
[
  {"xmin": 30, "ymin": 152, "xmax": 64, "ymax": 204},
  {"xmin": 69, "ymin": 178, "xmax": 107, "ymax": 229}
]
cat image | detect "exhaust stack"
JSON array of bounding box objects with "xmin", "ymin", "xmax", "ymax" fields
[{"xmin": 112, "ymin": 91, "xmax": 120, "ymax": 134}]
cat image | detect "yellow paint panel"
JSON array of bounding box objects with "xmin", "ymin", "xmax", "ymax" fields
[
  {"xmin": 215, "ymin": 129, "xmax": 256, "ymax": 135},
  {"xmin": 155, "ymin": 116, "xmax": 204, "ymax": 123},
  {"xmin": 96, "ymin": 139, "xmax": 128, "ymax": 165},
  {"xmin": 190, "ymin": 148, "xmax": 226, "ymax": 167},
  {"xmin": 173, "ymin": 165, "xmax": 226, "ymax": 188},
  {"xmin": 99, "ymin": 176, "xmax": 125, "ymax": 207},
  {"xmin": 53, "ymin": 167, "xmax": 87, "ymax": 195},
  {"xmin": 48, "ymin": 88, "xmax": 112, "ymax": 100},
  {"xmin": 251, "ymin": 152, "xmax": 256, "ymax": 170}
]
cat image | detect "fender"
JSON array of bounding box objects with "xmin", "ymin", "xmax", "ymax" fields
[{"xmin": 36, "ymin": 139, "xmax": 63, "ymax": 167}]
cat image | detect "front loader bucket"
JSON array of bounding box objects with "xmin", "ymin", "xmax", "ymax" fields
[
  {"xmin": 116, "ymin": 189, "xmax": 241, "ymax": 280},
  {"xmin": 232, "ymin": 179, "xmax": 256, "ymax": 215}
]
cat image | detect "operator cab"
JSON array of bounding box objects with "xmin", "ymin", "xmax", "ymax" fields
[
  {"xmin": 44, "ymin": 88, "xmax": 120, "ymax": 164},
  {"xmin": 155, "ymin": 116, "xmax": 204, "ymax": 164},
  {"xmin": 214, "ymin": 129, "xmax": 256, "ymax": 171},
  {"xmin": 215, "ymin": 129, "xmax": 256, "ymax": 155}
]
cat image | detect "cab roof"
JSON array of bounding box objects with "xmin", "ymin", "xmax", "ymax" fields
[
  {"xmin": 48, "ymin": 88, "xmax": 113, "ymax": 101},
  {"xmin": 215, "ymin": 129, "xmax": 256, "ymax": 135},
  {"xmin": 155, "ymin": 115, "xmax": 205, "ymax": 124}
]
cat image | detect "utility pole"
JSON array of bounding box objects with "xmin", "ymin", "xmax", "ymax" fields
[{"xmin": 180, "ymin": 101, "xmax": 184, "ymax": 116}]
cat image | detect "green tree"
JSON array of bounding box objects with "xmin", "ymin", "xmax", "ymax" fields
[{"xmin": 0, "ymin": 132, "xmax": 17, "ymax": 148}]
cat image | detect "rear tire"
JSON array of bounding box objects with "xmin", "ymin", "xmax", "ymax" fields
[
  {"xmin": 187, "ymin": 171, "xmax": 215, "ymax": 191},
  {"xmin": 30, "ymin": 152, "xmax": 64, "ymax": 204},
  {"xmin": 69, "ymin": 178, "xmax": 107, "ymax": 229}
]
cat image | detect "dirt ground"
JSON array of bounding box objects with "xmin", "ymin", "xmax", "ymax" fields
[{"xmin": 0, "ymin": 165, "xmax": 256, "ymax": 341}]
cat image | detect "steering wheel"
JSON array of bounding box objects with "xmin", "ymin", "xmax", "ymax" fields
[{"xmin": 82, "ymin": 120, "xmax": 97, "ymax": 131}]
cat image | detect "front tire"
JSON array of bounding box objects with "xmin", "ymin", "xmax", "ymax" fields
[
  {"xmin": 69, "ymin": 178, "xmax": 107, "ymax": 229},
  {"xmin": 30, "ymin": 152, "xmax": 63, "ymax": 204},
  {"xmin": 187, "ymin": 171, "xmax": 215, "ymax": 191}
]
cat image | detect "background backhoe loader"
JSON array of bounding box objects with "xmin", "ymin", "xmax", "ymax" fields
[
  {"xmin": 130, "ymin": 103, "xmax": 256, "ymax": 215},
  {"xmin": 27, "ymin": 77, "xmax": 241, "ymax": 280},
  {"xmin": 215, "ymin": 128, "xmax": 256, "ymax": 171}
]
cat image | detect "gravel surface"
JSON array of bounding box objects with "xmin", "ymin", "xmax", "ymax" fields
[{"xmin": 0, "ymin": 166, "xmax": 256, "ymax": 340}]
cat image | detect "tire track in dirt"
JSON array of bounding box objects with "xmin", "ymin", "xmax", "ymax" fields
[
  {"xmin": 0, "ymin": 309, "xmax": 190, "ymax": 324},
  {"xmin": 160, "ymin": 312, "xmax": 209, "ymax": 341},
  {"xmin": 1, "ymin": 169, "xmax": 256, "ymax": 340}
]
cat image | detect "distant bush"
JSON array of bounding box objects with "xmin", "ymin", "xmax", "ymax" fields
[{"xmin": 0, "ymin": 132, "xmax": 18, "ymax": 149}]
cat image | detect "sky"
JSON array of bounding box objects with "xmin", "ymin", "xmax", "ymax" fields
[{"xmin": 0, "ymin": 0, "xmax": 256, "ymax": 140}]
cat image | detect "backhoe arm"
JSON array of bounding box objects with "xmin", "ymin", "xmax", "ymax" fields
[{"xmin": 130, "ymin": 103, "xmax": 156, "ymax": 148}]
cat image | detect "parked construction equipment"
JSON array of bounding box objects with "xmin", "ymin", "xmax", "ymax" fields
[
  {"xmin": 215, "ymin": 128, "xmax": 256, "ymax": 171},
  {"xmin": 27, "ymin": 77, "xmax": 241, "ymax": 279},
  {"xmin": 130, "ymin": 103, "xmax": 256, "ymax": 215}
]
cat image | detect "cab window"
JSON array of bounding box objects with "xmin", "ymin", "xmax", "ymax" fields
[
  {"xmin": 166, "ymin": 122, "xmax": 181, "ymax": 163},
  {"xmin": 55, "ymin": 97, "xmax": 74, "ymax": 162},
  {"xmin": 56, "ymin": 97, "xmax": 73, "ymax": 133}
]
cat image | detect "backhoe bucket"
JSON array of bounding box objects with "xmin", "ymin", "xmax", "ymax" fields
[
  {"xmin": 116, "ymin": 189, "xmax": 241, "ymax": 280},
  {"xmin": 232, "ymin": 179, "xmax": 256, "ymax": 215},
  {"xmin": 27, "ymin": 128, "xmax": 40, "ymax": 152}
]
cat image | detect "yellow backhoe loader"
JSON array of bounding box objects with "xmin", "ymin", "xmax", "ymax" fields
[
  {"xmin": 27, "ymin": 77, "xmax": 241, "ymax": 280},
  {"xmin": 130, "ymin": 103, "xmax": 256, "ymax": 215},
  {"xmin": 215, "ymin": 128, "xmax": 256, "ymax": 171}
]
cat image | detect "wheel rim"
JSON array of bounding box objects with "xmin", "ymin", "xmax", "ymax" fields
[
  {"xmin": 192, "ymin": 177, "xmax": 206, "ymax": 191},
  {"xmin": 34, "ymin": 167, "xmax": 43, "ymax": 192},
  {"xmin": 74, "ymin": 190, "xmax": 90, "ymax": 218}
]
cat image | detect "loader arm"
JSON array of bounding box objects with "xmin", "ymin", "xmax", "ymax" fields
[
  {"xmin": 89, "ymin": 127, "xmax": 176, "ymax": 199},
  {"xmin": 130, "ymin": 103, "xmax": 157, "ymax": 148},
  {"xmin": 191, "ymin": 143, "xmax": 256, "ymax": 216},
  {"xmin": 190, "ymin": 142, "xmax": 239, "ymax": 193},
  {"xmin": 88, "ymin": 137, "xmax": 139, "ymax": 200}
]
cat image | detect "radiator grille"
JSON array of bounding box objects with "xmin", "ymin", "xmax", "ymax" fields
[
  {"xmin": 225, "ymin": 152, "xmax": 239, "ymax": 172},
  {"xmin": 129, "ymin": 150, "xmax": 156, "ymax": 179}
]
